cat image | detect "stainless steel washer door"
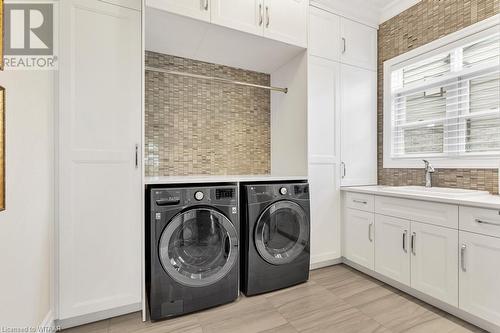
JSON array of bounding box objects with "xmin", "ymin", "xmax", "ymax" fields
[
  {"xmin": 254, "ymin": 200, "xmax": 309, "ymax": 265},
  {"xmin": 159, "ymin": 208, "xmax": 238, "ymax": 287}
]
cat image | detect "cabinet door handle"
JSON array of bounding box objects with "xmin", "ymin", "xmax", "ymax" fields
[
  {"xmin": 135, "ymin": 144, "xmax": 139, "ymax": 169},
  {"xmin": 368, "ymin": 223, "xmax": 373, "ymax": 242},
  {"xmin": 411, "ymin": 232, "xmax": 416, "ymax": 255},
  {"xmin": 259, "ymin": 3, "xmax": 263, "ymax": 26},
  {"xmin": 265, "ymin": 6, "xmax": 270, "ymax": 28},
  {"xmin": 203, "ymin": 0, "xmax": 209, "ymax": 11},
  {"xmin": 475, "ymin": 218, "xmax": 500, "ymax": 226},
  {"xmin": 461, "ymin": 244, "xmax": 467, "ymax": 272},
  {"xmin": 403, "ymin": 230, "xmax": 408, "ymax": 253},
  {"xmin": 353, "ymin": 199, "xmax": 367, "ymax": 204},
  {"xmin": 341, "ymin": 162, "xmax": 346, "ymax": 178},
  {"xmin": 342, "ymin": 37, "xmax": 346, "ymax": 53}
]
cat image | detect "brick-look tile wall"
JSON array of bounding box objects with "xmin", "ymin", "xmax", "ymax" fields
[
  {"xmin": 378, "ymin": 0, "xmax": 500, "ymax": 194},
  {"xmin": 145, "ymin": 52, "xmax": 271, "ymax": 177}
]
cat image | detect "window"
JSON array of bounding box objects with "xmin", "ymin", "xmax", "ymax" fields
[{"xmin": 383, "ymin": 16, "xmax": 500, "ymax": 168}]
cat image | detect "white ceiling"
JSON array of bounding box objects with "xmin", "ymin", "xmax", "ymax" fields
[{"xmin": 311, "ymin": 0, "xmax": 421, "ymax": 26}]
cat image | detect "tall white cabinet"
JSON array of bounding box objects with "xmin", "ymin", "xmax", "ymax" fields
[
  {"xmin": 57, "ymin": 0, "xmax": 142, "ymax": 326},
  {"xmin": 308, "ymin": 5, "xmax": 377, "ymax": 267},
  {"xmin": 308, "ymin": 56, "xmax": 341, "ymax": 266}
]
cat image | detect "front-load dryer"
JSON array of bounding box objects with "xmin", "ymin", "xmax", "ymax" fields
[
  {"xmin": 240, "ymin": 181, "xmax": 310, "ymax": 296},
  {"xmin": 146, "ymin": 184, "xmax": 239, "ymax": 320}
]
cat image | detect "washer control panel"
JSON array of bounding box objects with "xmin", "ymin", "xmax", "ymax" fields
[{"xmin": 194, "ymin": 191, "xmax": 204, "ymax": 201}]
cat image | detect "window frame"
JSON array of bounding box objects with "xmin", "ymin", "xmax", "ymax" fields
[{"xmin": 383, "ymin": 14, "xmax": 500, "ymax": 169}]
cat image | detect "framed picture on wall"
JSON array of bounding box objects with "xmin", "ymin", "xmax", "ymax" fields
[{"xmin": 0, "ymin": 86, "xmax": 4, "ymax": 210}]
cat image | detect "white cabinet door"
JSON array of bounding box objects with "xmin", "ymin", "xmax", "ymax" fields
[
  {"xmin": 308, "ymin": 56, "xmax": 340, "ymax": 266},
  {"xmin": 263, "ymin": 0, "xmax": 307, "ymax": 47},
  {"xmin": 344, "ymin": 208, "xmax": 374, "ymax": 270},
  {"xmin": 340, "ymin": 64, "xmax": 377, "ymax": 186},
  {"xmin": 309, "ymin": 164, "xmax": 341, "ymax": 265},
  {"xmin": 340, "ymin": 17, "xmax": 377, "ymax": 70},
  {"xmin": 146, "ymin": 0, "xmax": 210, "ymax": 22},
  {"xmin": 59, "ymin": 0, "xmax": 142, "ymax": 320},
  {"xmin": 211, "ymin": 0, "xmax": 263, "ymax": 36},
  {"xmin": 308, "ymin": 56, "xmax": 339, "ymax": 163},
  {"xmin": 374, "ymin": 215, "xmax": 410, "ymax": 286},
  {"xmin": 459, "ymin": 231, "xmax": 500, "ymax": 326},
  {"xmin": 309, "ymin": 6, "xmax": 340, "ymax": 61},
  {"xmin": 411, "ymin": 222, "xmax": 459, "ymax": 306}
]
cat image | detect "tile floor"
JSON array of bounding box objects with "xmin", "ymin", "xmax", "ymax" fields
[{"xmin": 63, "ymin": 264, "xmax": 485, "ymax": 333}]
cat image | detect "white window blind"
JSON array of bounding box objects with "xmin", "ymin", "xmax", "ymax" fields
[{"xmin": 390, "ymin": 32, "xmax": 500, "ymax": 160}]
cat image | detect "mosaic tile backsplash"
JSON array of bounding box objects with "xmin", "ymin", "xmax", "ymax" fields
[
  {"xmin": 145, "ymin": 52, "xmax": 271, "ymax": 177},
  {"xmin": 378, "ymin": 0, "xmax": 499, "ymax": 194}
]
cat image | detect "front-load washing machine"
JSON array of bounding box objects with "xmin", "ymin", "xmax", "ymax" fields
[
  {"xmin": 146, "ymin": 184, "xmax": 239, "ymax": 320},
  {"xmin": 240, "ymin": 181, "xmax": 310, "ymax": 296}
]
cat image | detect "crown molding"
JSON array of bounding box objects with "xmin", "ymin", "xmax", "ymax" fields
[
  {"xmin": 379, "ymin": 0, "xmax": 422, "ymax": 24},
  {"xmin": 310, "ymin": 0, "xmax": 380, "ymax": 28}
]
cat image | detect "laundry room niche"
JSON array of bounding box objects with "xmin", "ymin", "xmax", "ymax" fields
[{"xmin": 145, "ymin": 6, "xmax": 308, "ymax": 177}]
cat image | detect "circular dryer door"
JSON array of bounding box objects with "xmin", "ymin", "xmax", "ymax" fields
[
  {"xmin": 158, "ymin": 208, "xmax": 238, "ymax": 287},
  {"xmin": 254, "ymin": 200, "xmax": 309, "ymax": 265}
]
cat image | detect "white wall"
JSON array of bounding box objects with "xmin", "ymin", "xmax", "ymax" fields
[
  {"xmin": 271, "ymin": 51, "xmax": 308, "ymax": 176},
  {"xmin": 0, "ymin": 70, "xmax": 54, "ymax": 326}
]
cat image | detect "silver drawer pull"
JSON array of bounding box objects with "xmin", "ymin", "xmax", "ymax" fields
[
  {"xmin": 461, "ymin": 244, "xmax": 467, "ymax": 272},
  {"xmin": 411, "ymin": 232, "xmax": 416, "ymax": 255},
  {"xmin": 353, "ymin": 199, "xmax": 368, "ymax": 204},
  {"xmin": 403, "ymin": 230, "xmax": 408, "ymax": 253},
  {"xmin": 475, "ymin": 219, "xmax": 500, "ymax": 226}
]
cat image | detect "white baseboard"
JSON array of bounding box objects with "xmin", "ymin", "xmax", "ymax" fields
[
  {"xmin": 56, "ymin": 302, "xmax": 141, "ymax": 330},
  {"xmin": 39, "ymin": 310, "xmax": 55, "ymax": 330},
  {"xmin": 342, "ymin": 258, "xmax": 500, "ymax": 333},
  {"xmin": 310, "ymin": 256, "xmax": 342, "ymax": 270}
]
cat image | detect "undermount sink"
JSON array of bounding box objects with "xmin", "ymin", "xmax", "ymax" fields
[{"xmin": 380, "ymin": 186, "xmax": 489, "ymax": 197}]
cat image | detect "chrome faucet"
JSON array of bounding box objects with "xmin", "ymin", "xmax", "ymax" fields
[{"xmin": 423, "ymin": 160, "xmax": 435, "ymax": 188}]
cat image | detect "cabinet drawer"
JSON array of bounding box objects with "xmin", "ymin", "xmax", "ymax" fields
[
  {"xmin": 345, "ymin": 192, "xmax": 374, "ymax": 212},
  {"xmin": 460, "ymin": 206, "xmax": 500, "ymax": 238},
  {"xmin": 375, "ymin": 196, "xmax": 458, "ymax": 229}
]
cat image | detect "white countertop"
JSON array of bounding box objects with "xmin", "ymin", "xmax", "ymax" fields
[
  {"xmin": 341, "ymin": 185, "xmax": 500, "ymax": 210},
  {"xmin": 144, "ymin": 175, "xmax": 308, "ymax": 185}
]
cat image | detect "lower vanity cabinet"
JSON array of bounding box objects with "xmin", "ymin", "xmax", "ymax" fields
[
  {"xmin": 411, "ymin": 222, "xmax": 458, "ymax": 306},
  {"xmin": 374, "ymin": 215, "xmax": 410, "ymax": 285},
  {"xmin": 459, "ymin": 231, "xmax": 500, "ymax": 326},
  {"xmin": 374, "ymin": 216, "xmax": 458, "ymax": 305},
  {"xmin": 343, "ymin": 192, "xmax": 500, "ymax": 330},
  {"xmin": 344, "ymin": 208, "xmax": 374, "ymax": 270}
]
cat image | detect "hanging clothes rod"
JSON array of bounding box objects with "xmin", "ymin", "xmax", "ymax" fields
[{"xmin": 145, "ymin": 66, "xmax": 288, "ymax": 94}]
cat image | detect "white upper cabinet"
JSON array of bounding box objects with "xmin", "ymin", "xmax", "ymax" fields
[
  {"xmin": 309, "ymin": 6, "xmax": 340, "ymax": 61},
  {"xmin": 459, "ymin": 231, "xmax": 500, "ymax": 326},
  {"xmin": 147, "ymin": 0, "xmax": 210, "ymax": 22},
  {"xmin": 147, "ymin": 0, "xmax": 307, "ymax": 47},
  {"xmin": 411, "ymin": 222, "xmax": 458, "ymax": 307},
  {"xmin": 262, "ymin": 0, "xmax": 307, "ymax": 47},
  {"xmin": 59, "ymin": 0, "xmax": 142, "ymax": 321},
  {"xmin": 340, "ymin": 17, "xmax": 377, "ymax": 71},
  {"xmin": 340, "ymin": 64, "xmax": 377, "ymax": 186},
  {"xmin": 374, "ymin": 214, "xmax": 411, "ymax": 286},
  {"xmin": 211, "ymin": 0, "xmax": 263, "ymax": 36}
]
